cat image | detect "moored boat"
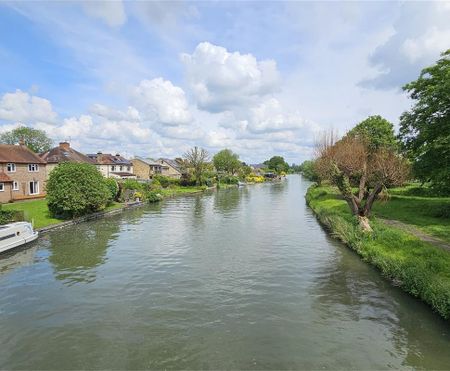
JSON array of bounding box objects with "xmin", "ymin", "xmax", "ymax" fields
[{"xmin": 0, "ymin": 222, "xmax": 38, "ymax": 254}]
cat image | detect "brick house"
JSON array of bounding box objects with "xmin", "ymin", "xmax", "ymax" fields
[
  {"xmin": 40, "ymin": 141, "xmax": 96, "ymax": 177},
  {"xmin": 157, "ymin": 158, "xmax": 183, "ymax": 179},
  {"xmin": 0, "ymin": 144, "xmax": 47, "ymax": 203},
  {"xmin": 132, "ymin": 157, "xmax": 169, "ymax": 180},
  {"xmin": 87, "ymin": 152, "xmax": 136, "ymax": 179}
]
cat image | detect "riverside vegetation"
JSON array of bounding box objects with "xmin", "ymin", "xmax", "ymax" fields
[{"xmin": 302, "ymin": 50, "xmax": 450, "ymax": 319}]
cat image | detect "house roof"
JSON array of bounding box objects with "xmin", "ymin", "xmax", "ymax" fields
[
  {"xmin": 0, "ymin": 144, "xmax": 46, "ymax": 164},
  {"xmin": 87, "ymin": 153, "xmax": 132, "ymax": 166},
  {"xmin": 133, "ymin": 157, "xmax": 169, "ymax": 168},
  {"xmin": 0, "ymin": 172, "xmax": 13, "ymax": 183},
  {"xmin": 40, "ymin": 145, "xmax": 95, "ymax": 165},
  {"xmin": 158, "ymin": 158, "xmax": 182, "ymax": 173}
]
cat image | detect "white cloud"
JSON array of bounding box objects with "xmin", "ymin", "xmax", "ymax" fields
[
  {"xmin": 0, "ymin": 90, "xmax": 57, "ymax": 124},
  {"xmin": 81, "ymin": 1, "xmax": 127, "ymax": 27},
  {"xmin": 181, "ymin": 42, "xmax": 280, "ymax": 112},
  {"xmin": 131, "ymin": 78, "xmax": 192, "ymax": 125},
  {"xmin": 401, "ymin": 27, "xmax": 450, "ymax": 63}
]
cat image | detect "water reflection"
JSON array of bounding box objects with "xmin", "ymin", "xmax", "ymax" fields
[
  {"xmin": 0, "ymin": 243, "xmax": 39, "ymax": 277},
  {"xmin": 48, "ymin": 218, "xmax": 120, "ymax": 285}
]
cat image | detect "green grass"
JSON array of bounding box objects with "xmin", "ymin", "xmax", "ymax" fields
[
  {"xmin": 2, "ymin": 200, "xmax": 123, "ymax": 229},
  {"xmin": 158, "ymin": 186, "xmax": 206, "ymax": 197},
  {"xmin": 306, "ymin": 185, "xmax": 450, "ymax": 320}
]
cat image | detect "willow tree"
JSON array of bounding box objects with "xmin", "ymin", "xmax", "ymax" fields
[{"xmin": 315, "ymin": 133, "xmax": 409, "ymax": 231}]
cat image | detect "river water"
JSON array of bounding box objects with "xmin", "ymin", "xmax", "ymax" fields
[{"xmin": 0, "ymin": 175, "xmax": 449, "ymax": 369}]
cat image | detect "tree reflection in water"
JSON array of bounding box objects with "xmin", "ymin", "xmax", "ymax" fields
[{"xmin": 48, "ymin": 218, "xmax": 121, "ymax": 285}]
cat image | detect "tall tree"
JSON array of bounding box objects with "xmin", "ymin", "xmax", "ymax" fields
[
  {"xmin": 347, "ymin": 115, "xmax": 397, "ymax": 151},
  {"xmin": 399, "ymin": 49, "xmax": 450, "ymax": 194},
  {"xmin": 213, "ymin": 149, "xmax": 241, "ymax": 174},
  {"xmin": 183, "ymin": 146, "xmax": 210, "ymax": 185},
  {"xmin": 264, "ymin": 156, "xmax": 289, "ymax": 174},
  {"xmin": 0, "ymin": 126, "xmax": 53, "ymax": 153}
]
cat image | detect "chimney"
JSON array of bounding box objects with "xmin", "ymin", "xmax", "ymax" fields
[
  {"xmin": 59, "ymin": 141, "xmax": 70, "ymax": 150},
  {"xmin": 97, "ymin": 151, "xmax": 102, "ymax": 155},
  {"xmin": 115, "ymin": 153, "xmax": 120, "ymax": 157}
]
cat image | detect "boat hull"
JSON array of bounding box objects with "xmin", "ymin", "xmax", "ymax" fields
[{"xmin": 0, "ymin": 223, "xmax": 39, "ymax": 254}]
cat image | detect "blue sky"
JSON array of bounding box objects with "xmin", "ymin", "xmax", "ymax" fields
[{"xmin": 0, "ymin": 1, "xmax": 449, "ymax": 164}]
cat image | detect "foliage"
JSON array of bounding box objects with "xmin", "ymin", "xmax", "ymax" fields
[
  {"xmin": 213, "ymin": 149, "xmax": 241, "ymax": 175},
  {"xmin": 146, "ymin": 190, "xmax": 163, "ymax": 203},
  {"xmin": 183, "ymin": 146, "xmax": 210, "ymax": 185},
  {"xmin": 246, "ymin": 174, "xmax": 265, "ymax": 183},
  {"xmin": 263, "ymin": 155, "xmax": 289, "ymax": 174},
  {"xmin": 0, "ymin": 126, "xmax": 53, "ymax": 153},
  {"xmin": 347, "ymin": 115, "xmax": 398, "ymax": 151},
  {"xmin": 314, "ymin": 127, "xmax": 409, "ymax": 230},
  {"xmin": 122, "ymin": 179, "xmax": 144, "ymax": 191},
  {"xmin": 0, "ymin": 208, "xmax": 23, "ymax": 225},
  {"xmin": 298, "ymin": 160, "xmax": 319, "ymax": 182},
  {"xmin": 399, "ymin": 49, "xmax": 450, "ymax": 195},
  {"xmin": 306, "ymin": 185, "xmax": 450, "ymax": 319},
  {"xmin": 46, "ymin": 162, "xmax": 110, "ymax": 218},
  {"xmin": 219, "ymin": 175, "xmax": 239, "ymax": 185},
  {"xmin": 104, "ymin": 178, "xmax": 119, "ymax": 202},
  {"xmin": 239, "ymin": 164, "xmax": 252, "ymax": 178}
]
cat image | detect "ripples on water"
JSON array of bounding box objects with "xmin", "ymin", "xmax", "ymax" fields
[{"xmin": 0, "ymin": 176, "xmax": 449, "ymax": 370}]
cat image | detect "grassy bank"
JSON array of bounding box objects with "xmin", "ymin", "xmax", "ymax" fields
[{"xmin": 306, "ymin": 185, "xmax": 450, "ymax": 320}]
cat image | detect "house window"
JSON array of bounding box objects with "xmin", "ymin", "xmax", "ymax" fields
[
  {"xmin": 127, "ymin": 166, "xmax": 131, "ymax": 172},
  {"xmin": 7, "ymin": 163, "xmax": 16, "ymax": 172},
  {"xmin": 29, "ymin": 181, "xmax": 39, "ymax": 195},
  {"xmin": 0, "ymin": 183, "xmax": 4, "ymax": 192},
  {"xmin": 28, "ymin": 164, "xmax": 39, "ymax": 172},
  {"xmin": 13, "ymin": 181, "xmax": 19, "ymax": 191},
  {"xmin": 111, "ymin": 165, "xmax": 116, "ymax": 171},
  {"xmin": 119, "ymin": 166, "xmax": 123, "ymax": 171}
]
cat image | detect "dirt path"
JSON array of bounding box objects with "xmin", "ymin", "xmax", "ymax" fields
[{"xmin": 379, "ymin": 218, "xmax": 450, "ymax": 252}]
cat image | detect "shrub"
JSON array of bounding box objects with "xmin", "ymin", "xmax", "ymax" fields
[
  {"xmin": 122, "ymin": 179, "xmax": 144, "ymax": 191},
  {"xmin": 180, "ymin": 175, "xmax": 196, "ymax": 187},
  {"xmin": 246, "ymin": 174, "xmax": 265, "ymax": 183},
  {"xmin": 146, "ymin": 191, "xmax": 163, "ymax": 203},
  {"xmin": 104, "ymin": 178, "xmax": 119, "ymax": 202},
  {"xmin": 0, "ymin": 209, "xmax": 22, "ymax": 225},
  {"xmin": 153, "ymin": 175, "xmax": 171, "ymax": 188},
  {"xmin": 46, "ymin": 162, "xmax": 110, "ymax": 218},
  {"xmin": 220, "ymin": 175, "xmax": 239, "ymax": 185}
]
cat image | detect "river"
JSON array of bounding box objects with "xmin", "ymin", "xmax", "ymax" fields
[{"xmin": 0, "ymin": 175, "xmax": 449, "ymax": 369}]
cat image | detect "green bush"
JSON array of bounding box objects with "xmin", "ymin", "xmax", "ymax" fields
[
  {"xmin": 122, "ymin": 179, "xmax": 144, "ymax": 191},
  {"xmin": 104, "ymin": 178, "xmax": 119, "ymax": 202},
  {"xmin": 153, "ymin": 175, "xmax": 172, "ymax": 188},
  {"xmin": 0, "ymin": 209, "xmax": 20, "ymax": 225},
  {"xmin": 220, "ymin": 175, "xmax": 239, "ymax": 185},
  {"xmin": 46, "ymin": 162, "xmax": 110, "ymax": 218},
  {"xmin": 146, "ymin": 191, "xmax": 163, "ymax": 203}
]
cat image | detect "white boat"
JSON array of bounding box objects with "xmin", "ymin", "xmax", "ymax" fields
[{"xmin": 0, "ymin": 222, "xmax": 38, "ymax": 254}]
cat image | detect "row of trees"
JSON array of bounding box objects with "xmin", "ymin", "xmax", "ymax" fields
[{"xmin": 300, "ymin": 49, "xmax": 450, "ymax": 230}]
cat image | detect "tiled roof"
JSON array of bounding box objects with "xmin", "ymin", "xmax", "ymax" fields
[
  {"xmin": 40, "ymin": 146, "xmax": 95, "ymax": 164},
  {"xmin": 0, "ymin": 172, "xmax": 13, "ymax": 182},
  {"xmin": 158, "ymin": 158, "xmax": 182, "ymax": 173},
  {"xmin": 0, "ymin": 144, "xmax": 46, "ymax": 164},
  {"xmin": 87, "ymin": 153, "xmax": 132, "ymax": 165},
  {"xmin": 133, "ymin": 157, "xmax": 169, "ymax": 168}
]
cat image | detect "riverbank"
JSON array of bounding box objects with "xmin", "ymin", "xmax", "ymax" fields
[
  {"xmin": 306, "ymin": 184, "xmax": 450, "ymax": 320},
  {"xmin": 2, "ymin": 185, "xmax": 207, "ymax": 231}
]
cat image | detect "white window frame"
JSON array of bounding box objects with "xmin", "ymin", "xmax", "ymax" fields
[
  {"xmin": 12, "ymin": 181, "xmax": 19, "ymax": 191},
  {"xmin": 119, "ymin": 165, "xmax": 123, "ymax": 171},
  {"xmin": 28, "ymin": 164, "xmax": 39, "ymax": 172},
  {"xmin": 111, "ymin": 165, "xmax": 116, "ymax": 171},
  {"xmin": 7, "ymin": 163, "xmax": 16, "ymax": 172},
  {"xmin": 0, "ymin": 183, "xmax": 4, "ymax": 192},
  {"xmin": 29, "ymin": 181, "xmax": 39, "ymax": 195}
]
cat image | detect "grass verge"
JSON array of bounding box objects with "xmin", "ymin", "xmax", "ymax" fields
[{"xmin": 306, "ymin": 184, "xmax": 450, "ymax": 320}]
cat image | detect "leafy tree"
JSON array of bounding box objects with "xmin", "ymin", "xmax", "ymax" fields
[
  {"xmin": 347, "ymin": 115, "xmax": 397, "ymax": 151},
  {"xmin": 213, "ymin": 149, "xmax": 241, "ymax": 174},
  {"xmin": 0, "ymin": 126, "xmax": 53, "ymax": 153},
  {"xmin": 104, "ymin": 178, "xmax": 119, "ymax": 202},
  {"xmin": 315, "ymin": 133, "xmax": 409, "ymax": 232},
  {"xmin": 46, "ymin": 163, "xmax": 110, "ymax": 218},
  {"xmin": 264, "ymin": 156, "xmax": 289, "ymax": 174},
  {"xmin": 183, "ymin": 146, "xmax": 210, "ymax": 185},
  {"xmin": 399, "ymin": 49, "xmax": 450, "ymax": 194},
  {"xmin": 299, "ymin": 160, "xmax": 319, "ymax": 182}
]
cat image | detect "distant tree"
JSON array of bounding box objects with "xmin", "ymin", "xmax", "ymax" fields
[
  {"xmin": 213, "ymin": 149, "xmax": 241, "ymax": 174},
  {"xmin": 104, "ymin": 178, "xmax": 119, "ymax": 202},
  {"xmin": 0, "ymin": 126, "xmax": 53, "ymax": 153},
  {"xmin": 264, "ymin": 156, "xmax": 289, "ymax": 174},
  {"xmin": 399, "ymin": 49, "xmax": 450, "ymax": 195},
  {"xmin": 239, "ymin": 163, "xmax": 252, "ymax": 178},
  {"xmin": 315, "ymin": 133, "xmax": 409, "ymax": 232},
  {"xmin": 347, "ymin": 115, "xmax": 397, "ymax": 151},
  {"xmin": 183, "ymin": 146, "xmax": 210, "ymax": 185},
  {"xmin": 298, "ymin": 160, "xmax": 319, "ymax": 182},
  {"xmin": 46, "ymin": 163, "xmax": 110, "ymax": 218}
]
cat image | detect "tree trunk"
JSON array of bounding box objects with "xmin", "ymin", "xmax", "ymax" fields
[
  {"xmin": 358, "ymin": 216, "xmax": 373, "ymax": 233},
  {"xmin": 362, "ymin": 183, "xmax": 383, "ymax": 217}
]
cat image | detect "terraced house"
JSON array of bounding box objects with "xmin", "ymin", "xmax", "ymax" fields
[
  {"xmin": 0, "ymin": 143, "xmax": 47, "ymax": 203},
  {"xmin": 87, "ymin": 152, "xmax": 136, "ymax": 179}
]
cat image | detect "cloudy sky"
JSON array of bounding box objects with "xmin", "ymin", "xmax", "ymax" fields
[{"xmin": 0, "ymin": 1, "xmax": 449, "ymax": 164}]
